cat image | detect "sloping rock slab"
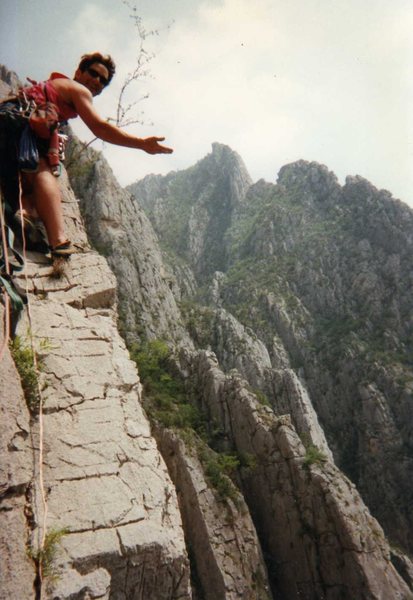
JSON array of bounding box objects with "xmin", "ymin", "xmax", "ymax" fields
[
  {"xmin": 0, "ymin": 307, "xmax": 35, "ymax": 600},
  {"xmin": 9, "ymin": 173, "xmax": 191, "ymax": 599}
]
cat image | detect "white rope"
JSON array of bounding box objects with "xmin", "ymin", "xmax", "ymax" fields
[{"xmin": 17, "ymin": 177, "xmax": 48, "ymax": 597}]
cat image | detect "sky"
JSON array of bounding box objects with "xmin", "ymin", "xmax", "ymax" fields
[{"xmin": 1, "ymin": 0, "xmax": 412, "ymax": 206}]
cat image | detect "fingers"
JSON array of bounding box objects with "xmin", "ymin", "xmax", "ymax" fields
[
  {"xmin": 142, "ymin": 136, "xmax": 173, "ymax": 154},
  {"xmin": 150, "ymin": 148, "xmax": 173, "ymax": 155},
  {"xmin": 153, "ymin": 137, "xmax": 173, "ymax": 153},
  {"xmin": 158, "ymin": 145, "xmax": 173, "ymax": 154}
]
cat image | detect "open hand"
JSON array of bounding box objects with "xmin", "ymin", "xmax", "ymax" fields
[{"xmin": 142, "ymin": 136, "xmax": 173, "ymax": 155}]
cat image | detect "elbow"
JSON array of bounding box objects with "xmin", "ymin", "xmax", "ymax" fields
[
  {"xmin": 91, "ymin": 124, "xmax": 107, "ymax": 140},
  {"xmin": 86, "ymin": 118, "xmax": 109, "ymax": 140}
]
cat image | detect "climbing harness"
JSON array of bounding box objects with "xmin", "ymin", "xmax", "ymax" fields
[{"xmin": 0, "ymin": 81, "xmax": 63, "ymax": 177}]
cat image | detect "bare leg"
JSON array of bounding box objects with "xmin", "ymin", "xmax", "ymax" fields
[{"xmin": 21, "ymin": 158, "xmax": 67, "ymax": 248}]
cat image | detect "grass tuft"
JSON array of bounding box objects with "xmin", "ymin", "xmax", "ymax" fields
[
  {"xmin": 9, "ymin": 336, "xmax": 44, "ymax": 412},
  {"xmin": 303, "ymin": 444, "xmax": 327, "ymax": 468},
  {"xmin": 29, "ymin": 527, "xmax": 69, "ymax": 583}
]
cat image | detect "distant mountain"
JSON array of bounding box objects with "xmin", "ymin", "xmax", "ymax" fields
[{"xmin": 128, "ymin": 143, "xmax": 413, "ymax": 557}]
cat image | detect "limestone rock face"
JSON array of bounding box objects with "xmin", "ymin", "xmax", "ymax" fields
[
  {"xmin": 0, "ymin": 66, "xmax": 20, "ymax": 92},
  {"xmin": 128, "ymin": 143, "xmax": 252, "ymax": 282},
  {"xmin": 2, "ymin": 173, "xmax": 191, "ymax": 596},
  {"xmin": 67, "ymin": 143, "xmax": 190, "ymax": 348},
  {"xmin": 277, "ymin": 159, "xmax": 341, "ymax": 203},
  {"xmin": 156, "ymin": 427, "xmax": 272, "ymax": 600},
  {"xmin": 183, "ymin": 350, "xmax": 411, "ymax": 600},
  {"xmin": 185, "ymin": 303, "xmax": 332, "ymax": 459},
  {"xmin": 0, "ymin": 306, "xmax": 35, "ymax": 600}
]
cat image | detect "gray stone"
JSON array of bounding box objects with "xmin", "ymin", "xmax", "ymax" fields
[
  {"xmin": 2, "ymin": 146, "xmax": 191, "ymax": 597},
  {"xmin": 185, "ymin": 350, "xmax": 411, "ymax": 599},
  {"xmin": 156, "ymin": 428, "xmax": 272, "ymax": 600},
  {"xmin": 0, "ymin": 305, "xmax": 35, "ymax": 599}
]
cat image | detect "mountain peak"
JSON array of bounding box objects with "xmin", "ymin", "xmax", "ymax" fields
[
  {"xmin": 211, "ymin": 141, "xmax": 239, "ymax": 158},
  {"xmin": 209, "ymin": 142, "xmax": 251, "ymax": 183},
  {"xmin": 277, "ymin": 160, "xmax": 340, "ymax": 202}
]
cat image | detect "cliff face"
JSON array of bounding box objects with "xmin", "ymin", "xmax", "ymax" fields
[
  {"xmin": 1, "ymin": 63, "xmax": 412, "ymax": 599},
  {"xmin": 67, "ymin": 140, "xmax": 190, "ymax": 349},
  {"xmin": 1, "ymin": 170, "xmax": 191, "ymax": 599},
  {"xmin": 182, "ymin": 349, "xmax": 410, "ymax": 599}
]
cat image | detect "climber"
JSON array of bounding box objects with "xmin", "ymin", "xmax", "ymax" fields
[{"xmin": 0, "ymin": 52, "xmax": 173, "ymax": 257}]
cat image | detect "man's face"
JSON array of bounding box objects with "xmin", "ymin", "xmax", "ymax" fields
[{"xmin": 75, "ymin": 62, "xmax": 110, "ymax": 96}]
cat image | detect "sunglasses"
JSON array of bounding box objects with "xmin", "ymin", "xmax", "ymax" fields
[{"xmin": 86, "ymin": 67, "xmax": 109, "ymax": 86}]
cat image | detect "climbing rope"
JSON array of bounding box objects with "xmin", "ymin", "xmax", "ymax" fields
[
  {"xmin": 0, "ymin": 178, "xmax": 49, "ymax": 597},
  {"xmin": 16, "ymin": 179, "xmax": 49, "ymax": 594},
  {"xmin": 1, "ymin": 87, "xmax": 56, "ymax": 596}
]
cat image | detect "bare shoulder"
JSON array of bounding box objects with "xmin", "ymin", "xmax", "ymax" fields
[{"xmin": 50, "ymin": 78, "xmax": 92, "ymax": 104}]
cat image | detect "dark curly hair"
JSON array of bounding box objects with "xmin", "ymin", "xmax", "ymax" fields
[{"xmin": 77, "ymin": 52, "xmax": 116, "ymax": 86}]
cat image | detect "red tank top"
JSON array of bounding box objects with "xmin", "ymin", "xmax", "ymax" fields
[{"xmin": 24, "ymin": 73, "xmax": 78, "ymax": 121}]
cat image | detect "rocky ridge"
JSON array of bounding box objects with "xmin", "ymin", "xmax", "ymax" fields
[
  {"xmin": 128, "ymin": 145, "xmax": 413, "ymax": 560},
  {"xmin": 1, "ymin": 69, "xmax": 273, "ymax": 597},
  {"xmin": 67, "ymin": 139, "xmax": 190, "ymax": 349},
  {"xmin": 1, "ymin": 161, "xmax": 276, "ymax": 599}
]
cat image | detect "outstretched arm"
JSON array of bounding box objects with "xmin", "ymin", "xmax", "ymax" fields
[{"xmin": 70, "ymin": 84, "xmax": 173, "ymax": 154}]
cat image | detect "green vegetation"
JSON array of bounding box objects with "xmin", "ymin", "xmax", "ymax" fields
[
  {"xmin": 303, "ymin": 444, "xmax": 327, "ymax": 468},
  {"xmin": 131, "ymin": 338, "xmax": 253, "ymax": 503},
  {"xmin": 301, "ymin": 435, "xmax": 328, "ymax": 471},
  {"xmin": 316, "ymin": 315, "xmax": 364, "ymax": 341},
  {"xmin": 313, "ymin": 316, "xmax": 365, "ymax": 364},
  {"xmin": 198, "ymin": 447, "xmax": 240, "ymax": 503},
  {"xmin": 9, "ymin": 335, "xmax": 46, "ymax": 413},
  {"xmin": 237, "ymin": 451, "xmax": 257, "ymax": 472},
  {"xmin": 29, "ymin": 527, "xmax": 69, "ymax": 583},
  {"xmin": 66, "ymin": 155, "xmax": 96, "ymax": 182},
  {"xmin": 143, "ymin": 171, "xmax": 198, "ymax": 258},
  {"xmin": 130, "ymin": 339, "xmax": 205, "ymax": 432},
  {"xmin": 179, "ymin": 303, "xmax": 216, "ymax": 348},
  {"xmin": 65, "ymin": 138, "xmax": 99, "ymax": 183},
  {"xmin": 252, "ymin": 388, "xmax": 271, "ymax": 407}
]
